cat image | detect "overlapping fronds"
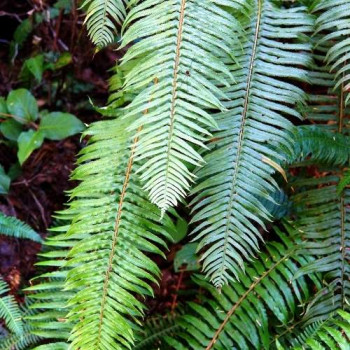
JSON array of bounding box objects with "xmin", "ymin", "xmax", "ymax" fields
[
  {"xmin": 134, "ymin": 313, "xmax": 181, "ymax": 349},
  {"xmin": 289, "ymin": 20, "xmax": 350, "ymax": 323},
  {"xmin": 314, "ymin": 0, "xmax": 350, "ymax": 106},
  {"xmin": 0, "ymin": 299, "xmax": 41, "ymax": 350},
  {"xmin": 119, "ymin": 0, "xmax": 245, "ymax": 214},
  {"xmin": 82, "ymin": 0, "xmax": 127, "ymax": 48},
  {"xmin": 190, "ymin": 0, "xmax": 312, "ymax": 288},
  {"xmin": 0, "ymin": 212, "xmax": 42, "ymax": 242},
  {"xmin": 156, "ymin": 229, "xmax": 320, "ymax": 350},
  {"xmin": 59, "ymin": 116, "xmax": 175, "ymax": 350},
  {"xmin": 285, "ymin": 310, "xmax": 350, "ymax": 350}
]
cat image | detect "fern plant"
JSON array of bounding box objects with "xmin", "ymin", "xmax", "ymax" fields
[
  {"xmin": 0, "ymin": 212, "xmax": 42, "ymax": 243},
  {"xmin": 6, "ymin": 0, "xmax": 350, "ymax": 349},
  {"xmin": 190, "ymin": 0, "xmax": 312, "ymax": 288}
]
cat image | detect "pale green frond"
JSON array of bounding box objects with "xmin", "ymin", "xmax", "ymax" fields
[
  {"xmin": 60, "ymin": 116, "xmax": 175, "ymax": 350},
  {"xmin": 314, "ymin": 0, "xmax": 350, "ymax": 106},
  {"xmin": 82, "ymin": 0, "xmax": 127, "ymax": 48},
  {"xmin": 0, "ymin": 212, "xmax": 42, "ymax": 243},
  {"xmin": 119, "ymin": 0, "xmax": 245, "ymax": 214},
  {"xmin": 190, "ymin": 0, "xmax": 313, "ymax": 288}
]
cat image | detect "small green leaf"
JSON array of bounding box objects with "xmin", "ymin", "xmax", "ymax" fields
[
  {"xmin": 53, "ymin": 52, "xmax": 72, "ymax": 70},
  {"xmin": 13, "ymin": 19, "xmax": 33, "ymax": 46},
  {"xmin": 40, "ymin": 112, "xmax": 85, "ymax": 140},
  {"xmin": 0, "ymin": 119, "xmax": 23, "ymax": 141},
  {"xmin": 0, "ymin": 97, "xmax": 8, "ymax": 115},
  {"xmin": 174, "ymin": 243, "xmax": 200, "ymax": 273},
  {"xmin": 0, "ymin": 165, "xmax": 10, "ymax": 195},
  {"xmin": 7, "ymin": 89, "xmax": 38, "ymax": 123},
  {"xmin": 22, "ymin": 55, "xmax": 44, "ymax": 82},
  {"xmin": 17, "ymin": 130, "xmax": 44, "ymax": 165},
  {"xmin": 171, "ymin": 218, "xmax": 188, "ymax": 243}
]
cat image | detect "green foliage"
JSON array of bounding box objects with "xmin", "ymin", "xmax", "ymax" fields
[
  {"xmin": 190, "ymin": 0, "xmax": 312, "ymax": 288},
  {"xmin": 288, "ymin": 310, "xmax": 350, "ymax": 350},
  {"xmin": 314, "ymin": 0, "xmax": 350, "ymax": 106},
  {"xmin": 0, "ymin": 166, "xmax": 11, "ymax": 195},
  {"xmin": 5, "ymin": 0, "xmax": 350, "ymax": 348},
  {"xmin": 0, "ymin": 89, "xmax": 85, "ymax": 165},
  {"xmin": 82, "ymin": 0, "xmax": 127, "ymax": 48},
  {"xmin": 143, "ymin": 228, "xmax": 320, "ymax": 349},
  {"xmin": 0, "ymin": 212, "xmax": 41, "ymax": 242},
  {"xmin": 119, "ymin": 0, "xmax": 244, "ymax": 215}
]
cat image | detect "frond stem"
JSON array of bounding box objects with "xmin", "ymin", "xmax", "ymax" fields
[
  {"xmin": 96, "ymin": 129, "xmax": 140, "ymax": 345},
  {"xmin": 205, "ymin": 247, "xmax": 293, "ymax": 350},
  {"xmin": 162, "ymin": 0, "xmax": 186, "ymax": 215},
  {"xmin": 216, "ymin": 0, "xmax": 262, "ymax": 286}
]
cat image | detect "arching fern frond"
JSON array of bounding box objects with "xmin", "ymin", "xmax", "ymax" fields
[
  {"xmin": 82, "ymin": 0, "xmax": 127, "ymax": 48},
  {"xmin": 157, "ymin": 228, "xmax": 320, "ymax": 350},
  {"xmin": 61, "ymin": 116, "xmax": 175, "ymax": 350},
  {"xmin": 293, "ymin": 125, "xmax": 350, "ymax": 166},
  {"xmin": 0, "ymin": 212, "xmax": 42, "ymax": 243},
  {"xmin": 286, "ymin": 310, "xmax": 350, "ymax": 350},
  {"xmin": 190, "ymin": 0, "xmax": 312, "ymax": 288},
  {"xmin": 314, "ymin": 0, "xmax": 350, "ymax": 106},
  {"xmin": 119, "ymin": 0, "xmax": 244, "ymax": 214}
]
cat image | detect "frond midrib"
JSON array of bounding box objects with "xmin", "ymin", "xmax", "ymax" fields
[
  {"xmin": 162, "ymin": 0, "xmax": 186, "ymax": 215},
  {"xmin": 205, "ymin": 247, "xmax": 294, "ymax": 350},
  {"xmin": 96, "ymin": 133, "xmax": 139, "ymax": 345},
  {"xmin": 217, "ymin": 0, "xmax": 263, "ymax": 285}
]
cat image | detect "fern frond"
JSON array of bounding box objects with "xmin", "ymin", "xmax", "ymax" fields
[
  {"xmin": 314, "ymin": 0, "xmax": 350, "ymax": 106},
  {"xmin": 158, "ymin": 228, "xmax": 320, "ymax": 349},
  {"xmin": 0, "ymin": 279, "xmax": 23, "ymax": 336},
  {"xmin": 82, "ymin": 0, "xmax": 127, "ymax": 48},
  {"xmin": 134, "ymin": 313, "xmax": 181, "ymax": 349},
  {"xmin": 119, "ymin": 0, "xmax": 245, "ymax": 214},
  {"xmin": 26, "ymin": 224, "xmax": 76, "ymax": 343},
  {"xmin": 190, "ymin": 0, "xmax": 312, "ymax": 288},
  {"xmin": 0, "ymin": 295, "xmax": 40, "ymax": 350},
  {"xmin": 59, "ymin": 116, "xmax": 175, "ymax": 350},
  {"xmin": 289, "ymin": 310, "xmax": 350, "ymax": 350},
  {"xmin": 0, "ymin": 212, "xmax": 42, "ymax": 242},
  {"xmin": 293, "ymin": 125, "xmax": 350, "ymax": 166}
]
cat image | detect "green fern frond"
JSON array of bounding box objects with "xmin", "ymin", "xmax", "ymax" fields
[
  {"xmin": 157, "ymin": 228, "xmax": 320, "ymax": 350},
  {"xmin": 118, "ymin": 0, "xmax": 245, "ymax": 214},
  {"xmin": 338, "ymin": 169, "xmax": 350, "ymax": 195},
  {"xmin": 293, "ymin": 125, "xmax": 350, "ymax": 166},
  {"xmin": 0, "ymin": 295, "xmax": 40, "ymax": 350},
  {"xmin": 314, "ymin": 0, "xmax": 350, "ymax": 106},
  {"xmin": 190, "ymin": 0, "xmax": 312, "ymax": 288},
  {"xmin": 82, "ymin": 0, "xmax": 127, "ymax": 48},
  {"xmin": 290, "ymin": 310, "xmax": 350, "ymax": 350},
  {"xmin": 0, "ymin": 279, "xmax": 23, "ymax": 336},
  {"xmin": 26, "ymin": 224, "xmax": 76, "ymax": 343},
  {"xmin": 58, "ymin": 116, "xmax": 175, "ymax": 350},
  {"xmin": 134, "ymin": 313, "xmax": 181, "ymax": 349},
  {"xmin": 0, "ymin": 212, "xmax": 42, "ymax": 243}
]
